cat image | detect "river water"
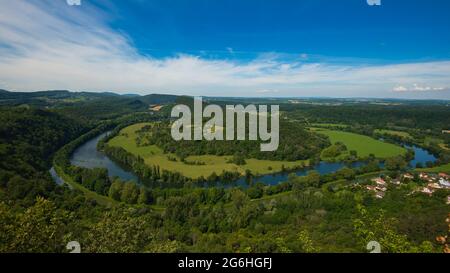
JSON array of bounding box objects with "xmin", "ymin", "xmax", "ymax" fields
[
  {"xmin": 69, "ymin": 132, "xmax": 139, "ymax": 182},
  {"xmin": 53, "ymin": 132, "xmax": 437, "ymax": 187}
]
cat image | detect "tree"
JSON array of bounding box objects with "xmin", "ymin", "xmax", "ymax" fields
[
  {"xmin": 138, "ymin": 187, "xmax": 150, "ymax": 205},
  {"xmin": 337, "ymin": 167, "xmax": 356, "ymax": 180},
  {"xmin": 108, "ymin": 180, "xmax": 123, "ymax": 201},
  {"xmin": 298, "ymin": 229, "xmax": 319, "ymax": 253},
  {"xmin": 385, "ymin": 156, "xmax": 407, "ymax": 171},
  {"xmin": 306, "ymin": 171, "xmax": 321, "ymax": 187},
  {"xmin": 353, "ymin": 205, "xmax": 434, "ymax": 253},
  {"xmin": 165, "ymin": 195, "xmax": 198, "ymax": 223},
  {"xmin": 84, "ymin": 208, "xmax": 153, "ymax": 253},
  {"xmin": 0, "ymin": 197, "xmax": 70, "ymax": 253},
  {"xmin": 247, "ymin": 184, "xmax": 263, "ymax": 199},
  {"xmin": 230, "ymin": 189, "xmax": 249, "ymax": 210},
  {"xmin": 120, "ymin": 182, "xmax": 139, "ymax": 204}
]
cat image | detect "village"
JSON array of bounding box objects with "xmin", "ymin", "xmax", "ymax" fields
[{"xmin": 363, "ymin": 172, "xmax": 450, "ymax": 204}]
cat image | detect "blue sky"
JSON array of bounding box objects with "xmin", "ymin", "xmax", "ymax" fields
[
  {"xmin": 0, "ymin": 0, "xmax": 449, "ymax": 99},
  {"xmin": 109, "ymin": 0, "xmax": 450, "ymax": 61}
]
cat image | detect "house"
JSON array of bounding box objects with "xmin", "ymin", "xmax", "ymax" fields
[
  {"xmin": 149, "ymin": 105, "xmax": 164, "ymax": 112},
  {"xmin": 403, "ymin": 173, "xmax": 414, "ymax": 180},
  {"xmin": 391, "ymin": 179, "xmax": 401, "ymax": 185},
  {"xmin": 372, "ymin": 177, "xmax": 386, "ymax": 186},
  {"xmin": 366, "ymin": 185, "xmax": 377, "ymax": 191},
  {"xmin": 447, "ymin": 196, "xmax": 450, "ymax": 205},
  {"xmin": 428, "ymin": 183, "xmax": 442, "ymax": 190},
  {"xmin": 375, "ymin": 186, "xmax": 387, "ymax": 192},
  {"xmin": 375, "ymin": 191, "xmax": 385, "ymax": 199},
  {"xmin": 439, "ymin": 178, "xmax": 450, "ymax": 189},
  {"xmin": 421, "ymin": 187, "xmax": 433, "ymax": 195},
  {"xmin": 418, "ymin": 173, "xmax": 435, "ymax": 182},
  {"xmin": 439, "ymin": 173, "xmax": 449, "ymax": 179}
]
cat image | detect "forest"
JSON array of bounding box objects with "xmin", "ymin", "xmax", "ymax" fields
[
  {"xmin": 139, "ymin": 120, "xmax": 329, "ymax": 161},
  {"xmin": 0, "ymin": 90, "xmax": 449, "ymax": 253}
]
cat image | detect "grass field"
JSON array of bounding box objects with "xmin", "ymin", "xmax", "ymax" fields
[
  {"xmin": 108, "ymin": 123, "xmax": 309, "ymax": 179},
  {"xmin": 314, "ymin": 128, "xmax": 407, "ymax": 158},
  {"xmin": 417, "ymin": 163, "xmax": 450, "ymax": 173},
  {"xmin": 374, "ymin": 129, "xmax": 412, "ymax": 139}
]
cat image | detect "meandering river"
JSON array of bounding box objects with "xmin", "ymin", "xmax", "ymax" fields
[{"xmin": 52, "ymin": 132, "xmax": 437, "ymax": 188}]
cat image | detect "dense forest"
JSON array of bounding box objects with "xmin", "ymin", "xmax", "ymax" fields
[
  {"xmin": 287, "ymin": 103, "xmax": 450, "ymax": 132},
  {"xmin": 0, "ymin": 90, "xmax": 449, "ymax": 253}
]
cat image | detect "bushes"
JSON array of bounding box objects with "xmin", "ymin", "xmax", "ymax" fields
[
  {"xmin": 321, "ymin": 142, "xmax": 347, "ymax": 158},
  {"xmin": 246, "ymin": 183, "xmax": 265, "ymax": 199},
  {"xmin": 227, "ymin": 154, "xmax": 247, "ymax": 165},
  {"xmin": 108, "ymin": 181, "xmax": 123, "ymax": 201}
]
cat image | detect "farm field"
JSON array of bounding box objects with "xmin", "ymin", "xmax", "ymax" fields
[
  {"xmin": 313, "ymin": 128, "xmax": 407, "ymax": 158},
  {"xmin": 107, "ymin": 123, "xmax": 309, "ymax": 178}
]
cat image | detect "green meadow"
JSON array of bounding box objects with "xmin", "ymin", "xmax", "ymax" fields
[
  {"xmin": 314, "ymin": 128, "xmax": 407, "ymax": 158},
  {"xmin": 107, "ymin": 123, "xmax": 308, "ymax": 179},
  {"xmin": 417, "ymin": 163, "xmax": 450, "ymax": 173}
]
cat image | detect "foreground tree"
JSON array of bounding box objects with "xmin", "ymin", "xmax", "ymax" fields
[
  {"xmin": 353, "ymin": 205, "xmax": 434, "ymax": 253},
  {"xmin": 0, "ymin": 197, "xmax": 70, "ymax": 253}
]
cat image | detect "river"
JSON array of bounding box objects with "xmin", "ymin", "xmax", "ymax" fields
[
  {"xmin": 69, "ymin": 132, "xmax": 139, "ymax": 182},
  {"xmin": 52, "ymin": 132, "xmax": 437, "ymax": 188}
]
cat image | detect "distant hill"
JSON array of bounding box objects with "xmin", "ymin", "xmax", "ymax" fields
[
  {"xmin": 0, "ymin": 89, "xmax": 116, "ymax": 106},
  {"xmin": 0, "ymin": 89, "xmax": 183, "ymax": 108},
  {"xmin": 140, "ymin": 94, "xmax": 180, "ymax": 104}
]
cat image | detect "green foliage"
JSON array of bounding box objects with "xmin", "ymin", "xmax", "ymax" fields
[
  {"xmin": 321, "ymin": 142, "xmax": 347, "ymax": 158},
  {"xmin": 108, "ymin": 181, "xmax": 123, "ymax": 201},
  {"xmin": 143, "ymin": 121, "xmax": 329, "ymax": 161},
  {"xmin": 385, "ymin": 156, "xmax": 408, "ymax": 171},
  {"xmin": 84, "ymin": 208, "xmax": 158, "ymax": 253},
  {"xmin": 298, "ymin": 230, "xmax": 319, "ymax": 253},
  {"xmin": 0, "ymin": 197, "xmax": 71, "ymax": 253},
  {"xmin": 1, "ymin": 98, "xmax": 449, "ymax": 254},
  {"xmin": 120, "ymin": 182, "xmax": 139, "ymax": 204},
  {"xmin": 227, "ymin": 153, "xmax": 247, "ymax": 165},
  {"xmin": 353, "ymin": 205, "xmax": 435, "ymax": 253},
  {"xmin": 165, "ymin": 195, "xmax": 199, "ymax": 224}
]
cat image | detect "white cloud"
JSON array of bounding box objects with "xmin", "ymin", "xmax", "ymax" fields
[
  {"xmin": 256, "ymin": 89, "xmax": 279, "ymax": 94},
  {"xmin": 393, "ymin": 84, "xmax": 447, "ymax": 92},
  {"xmin": 300, "ymin": 53, "xmax": 309, "ymax": 60},
  {"xmin": 393, "ymin": 86, "xmax": 408, "ymax": 92},
  {"xmin": 0, "ymin": 0, "xmax": 449, "ymax": 99}
]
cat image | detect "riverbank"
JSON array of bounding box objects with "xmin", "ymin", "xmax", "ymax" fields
[{"xmin": 64, "ymin": 123, "xmax": 437, "ymax": 188}]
